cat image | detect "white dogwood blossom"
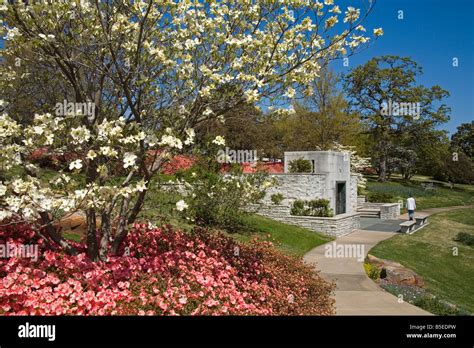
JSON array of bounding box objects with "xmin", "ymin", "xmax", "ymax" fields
[
  {"xmin": 159, "ymin": 134, "xmax": 183, "ymax": 149},
  {"xmin": 123, "ymin": 152, "xmax": 137, "ymax": 168},
  {"xmin": 0, "ymin": 183, "xmax": 7, "ymax": 196},
  {"xmin": 212, "ymin": 136, "xmax": 226, "ymax": 146},
  {"xmin": 373, "ymin": 28, "xmax": 384, "ymax": 37},
  {"xmin": 87, "ymin": 150, "xmax": 97, "ymax": 160},
  {"xmin": 71, "ymin": 126, "xmax": 91, "ymax": 144},
  {"xmin": 184, "ymin": 128, "xmax": 195, "ymax": 146},
  {"xmin": 69, "ymin": 159, "xmax": 83, "ymax": 170},
  {"xmin": 176, "ymin": 199, "xmax": 188, "ymax": 212},
  {"xmin": 332, "ymin": 143, "xmax": 371, "ymax": 189},
  {"xmin": 344, "ymin": 7, "xmax": 360, "ymax": 23}
]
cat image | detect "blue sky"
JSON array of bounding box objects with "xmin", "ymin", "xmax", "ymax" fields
[
  {"xmin": 1, "ymin": 0, "xmax": 472, "ymax": 134},
  {"xmin": 331, "ymin": 0, "xmax": 474, "ymax": 134}
]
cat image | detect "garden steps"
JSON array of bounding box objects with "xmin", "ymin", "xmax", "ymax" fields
[{"xmin": 356, "ymin": 208, "xmax": 380, "ymax": 218}]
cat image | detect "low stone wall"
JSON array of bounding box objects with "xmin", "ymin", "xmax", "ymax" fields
[
  {"xmin": 359, "ymin": 202, "xmax": 387, "ymax": 209},
  {"xmin": 357, "ymin": 195, "xmax": 366, "ymax": 206},
  {"xmin": 380, "ymin": 203, "xmax": 401, "ymax": 220},
  {"xmin": 357, "ymin": 202, "xmax": 401, "ymax": 220},
  {"xmin": 254, "ymin": 204, "xmax": 360, "ymax": 237}
]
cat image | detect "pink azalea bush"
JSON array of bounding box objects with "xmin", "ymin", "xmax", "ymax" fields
[{"xmin": 0, "ymin": 222, "xmax": 334, "ymax": 316}]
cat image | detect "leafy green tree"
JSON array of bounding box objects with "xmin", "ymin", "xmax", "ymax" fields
[
  {"xmin": 433, "ymin": 149, "xmax": 474, "ymax": 184},
  {"xmin": 451, "ymin": 122, "xmax": 474, "ymax": 160},
  {"xmin": 344, "ymin": 56, "xmax": 450, "ymax": 181},
  {"xmin": 273, "ymin": 67, "xmax": 361, "ymax": 152}
]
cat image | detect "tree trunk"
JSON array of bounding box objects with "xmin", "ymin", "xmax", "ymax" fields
[
  {"xmin": 378, "ymin": 154, "xmax": 387, "ymax": 182},
  {"xmin": 85, "ymin": 159, "xmax": 99, "ymax": 260},
  {"xmin": 111, "ymin": 197, "xmax": 131, "ymax": 255},
  {"xmin": 99, "ymin": 211, "xmax": 111, "ymax": 261},
  {"xmin": 86, "ymin": 208, "xmax": 99, "ymax": 261},
  {"xmin": 403, "ymin": 170, "xmax": 410, "ymax": 181},
  {"xmin": 39, "ymin": 212, "xmax": 77, "ymax": 255},
  {"xmin": 127, "ymin": 189, "xmax": 147, "ymax": 224}
]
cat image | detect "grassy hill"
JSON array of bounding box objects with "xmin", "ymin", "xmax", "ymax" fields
[{"xmin": 370, "ymin": 208, "xmax": 474, "ymax": 313}]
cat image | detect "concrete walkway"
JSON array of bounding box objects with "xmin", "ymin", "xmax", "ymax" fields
[
  {"xmin": 304, "ymin": 230, "xmax": 430, "ymax": 315},
  {"xmin": 304, "ymin": 205, "xmax": 473, "ymax": 315}
]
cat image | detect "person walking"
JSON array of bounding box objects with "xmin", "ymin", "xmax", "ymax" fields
[{"xmin": 406, "ymin": 194, "xmax": 416, "ymax": 221}]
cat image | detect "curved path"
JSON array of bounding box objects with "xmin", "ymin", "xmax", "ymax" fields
[
  {"xmin": 304, "ymin": 206, "xmax": 472, "ymax": 315},
  {"xmin": 304, "ymin": 230, "xmax": 429, "ymax": 315}
]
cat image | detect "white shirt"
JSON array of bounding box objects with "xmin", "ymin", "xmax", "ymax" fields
[{"xmin": 407, "ymin": 197, "xmax": 416, "ymax": 210}]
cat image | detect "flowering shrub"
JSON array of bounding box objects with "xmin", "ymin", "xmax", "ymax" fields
[
  {"xmin": 221, "ymin": 162, "xmax": 284, "ymax": 174},
  {"xmin": 291, "ymin": 199, "xmax": 334, "ymax": 217},
  {"xmin": 162, "ymin": 155, "xmax": 196, "ymax": 175},
  {"xmin": 175, "ymin": 162, "xmax": 272, "ymax": 231},
  {"xmin": 0, "ymin": 222, "xmax": 334, "ymax": 316},
  {"xmin": 145, "ymin": 151, "xmax": 196, "ymax": 174}
]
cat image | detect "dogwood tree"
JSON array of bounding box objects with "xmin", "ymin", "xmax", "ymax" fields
[
  {"xmin": 332, "ymin": 143, "xmax": 370, "ymax": 189},
  {"xmin": 0, "ymin": 0, "xmax": 380, "ymax": 260}
]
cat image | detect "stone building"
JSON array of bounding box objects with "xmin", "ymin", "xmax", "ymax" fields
[{"xmin": 256, "ymin": 151, "xmax": 361, "ymax": 237}]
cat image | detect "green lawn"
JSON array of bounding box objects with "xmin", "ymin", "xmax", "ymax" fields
[
  {"xmin": 365, "ymin": 179, "xmax": 474, "ymax": 210},
  {"xmin": 228, "ymin": 214, "xmax": 333, "ymax": 257},
  {"xmin": 140, "ymin": 181, "xmax": 332, "ymax": 258},
  {"xmin": 369, "ymin": 208, "xmax": 474, "ymax": 313}
]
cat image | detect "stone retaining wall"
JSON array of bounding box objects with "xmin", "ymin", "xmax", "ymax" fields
[
  {"xmin": 357, "ymin": 195, "xmax": 366, "ymax": 206},
  {"xmin": 357, "ymin": 202, "xmax": 401, "ymax": 220},
  {"xmin": 359, "ymin": 202, "xmax": 387, "ymax": 209},
  {"xmin": 255, "ymin": 204, "xmax": 360, "ymax": 237},
  {"xmin": 262, "ymin": 173, "xmax": 358, "ymax": 215},
  {"xmin": 380, "ymin": 203, "xmax": 401, "ymax": 220}
]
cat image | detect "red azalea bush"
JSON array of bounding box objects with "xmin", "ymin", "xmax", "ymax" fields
[
  {"xmin": 0, "ymin": 222, "xmax": 334, "ymax": 316},
  {"xmin": 145, "ymin": 150, "xmax": 196, "ymax": 174},
  {"xmin": 161, "ymin": 155, "xmax": 196, "ymax": 175},
  {"xmin": 220, "ymin": 162, "xmax": 284, "ymax": 174}
]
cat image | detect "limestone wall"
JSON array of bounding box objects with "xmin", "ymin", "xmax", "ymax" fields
[
  {"xmin": 350, "ymin": 175, "xmax": 358, "ymax": 213},
  {"xmin": 283, "ymin": 151, "xmax": 353, "ymax": 214},
  {"xmin": 255, "ymin": 204, "xmax": 360, "ymax": 237},
  {"xmin": 380, "ymin": 203, "xmax": 401, "ymax": 220},
  {"xmin": 357, "ymin": 202, "xmax": 401, "ymax": 220},
  {"xmin": 262, "ymin": 172, "xmax": 358, "ymax": 215},
  {"xmin": 263, "ymin": 174, "xmax": 327, "ymax": 205}
]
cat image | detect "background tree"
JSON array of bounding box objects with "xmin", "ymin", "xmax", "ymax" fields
[
  {"xmin": 344, "ymin": 55, "xmax": 450, "ymax": 181},
  {"xmin": 432, "ymin": 148, "xmax": 474, "ymax": 184},
  {"xmin": 272, "ymin": 67, "xmax": 361, "ymax": 152},
  {"xmin": 451, "ymin": 122, "xmax": 474, "ymax": 160}
]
